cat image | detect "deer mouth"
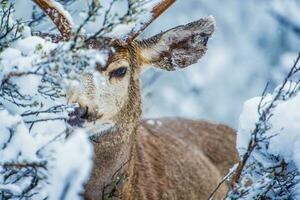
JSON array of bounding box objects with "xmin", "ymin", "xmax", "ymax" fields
[
  {"xmin": 86, "ymin": 113, "xmax": 104, "ymax": 123},
  {"xmin": 67, "ymin": 106, "xmax": 103, "ymax": 127},
  {"xmin": 89, "ymin": 122, "xmax": 118, "ymax": 142},
  {"xmin": 67, "ymin": 106, "xmax": 118, "ymax": 139}
]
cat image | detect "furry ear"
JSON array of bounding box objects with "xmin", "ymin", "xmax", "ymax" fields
[{"xmin": 138, "ymin": 16, "xmax": 216, "ymax": 71}]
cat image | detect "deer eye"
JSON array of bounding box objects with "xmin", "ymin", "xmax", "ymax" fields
[{"xmin": 110, "ymin": 67, "xmax": 127, "ymax": 78}]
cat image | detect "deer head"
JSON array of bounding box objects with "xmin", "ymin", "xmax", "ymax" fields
[
  {"xmin": 32, "ymin": 0, "xmax": 216, "ymax": 197},
  {"xmin": 32, "ymin": 0, "xmax": 215, "ymax": 135},
  {"xmin": 68, "ymin": 20, "xmax": 215, "ymax": 134},
  {"xmin": 30, "ymin": 0, "xmax": 216, "ymax": 147}
]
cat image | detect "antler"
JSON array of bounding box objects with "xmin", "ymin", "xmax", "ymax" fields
[
  {"xmin": 32, "ymin": 0, "xmax": 175, "ymax": 46},
  {"xmin": 124, "ymin": 0, "xmax": 175, "ymax": 43},
  {"xmin": 32, "ymin": 0, "xmax": 73, "ymax": 39}
]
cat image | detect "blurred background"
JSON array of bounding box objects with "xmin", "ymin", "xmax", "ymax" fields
[
  {"xmin": 13, "ymin": 0, "xmax": 300, "ymax": 128},
  {"xmin": 141, "ymin": 0, "xmax": 300, "ymax": 128}
]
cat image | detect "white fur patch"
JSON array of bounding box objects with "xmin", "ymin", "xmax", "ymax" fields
[
  {"xmin": 141, "ymin": 43, "xmax": 168, "ymax": 62},
  {"xmin": 66, "ymin": 60, "xmax": 130, "ymax": 135},
  {"xmin": 83, "ymin": 121, "xmax": 116, "ymax": 137}
]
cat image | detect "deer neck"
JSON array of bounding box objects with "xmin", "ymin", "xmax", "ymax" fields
[{"xmin": 86, "ymin": 66, "xmax": 142, "ymax": 198}]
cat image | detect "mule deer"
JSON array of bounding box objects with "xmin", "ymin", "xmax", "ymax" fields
[{"xmin": 33, "ymin": 0, "xmax": 238, "ymax": 199}]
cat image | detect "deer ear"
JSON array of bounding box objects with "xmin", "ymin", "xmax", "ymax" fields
[{"xmin": 138, "ymin": 16, "xmax": 216, "ymax": 71}]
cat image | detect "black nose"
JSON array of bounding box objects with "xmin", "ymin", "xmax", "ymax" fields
[
  {"xmin": 74, "ymin": 106, "xmax": 88, "ymax": 119},
  {"xmin": 201, "ymin": 36, "xmax": 209, "ymax": 46},
  {"xmin": 67, "ymin": 106, "xmax": 88, "ymax": 127}
]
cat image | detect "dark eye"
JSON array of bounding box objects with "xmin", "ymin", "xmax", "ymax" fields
[{"xmin": 110, "ymin": 67, "xmax": 127, "ymax": 78}]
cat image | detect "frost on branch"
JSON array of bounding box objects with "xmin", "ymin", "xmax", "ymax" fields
[
  {"xmin": 0, "ymin": 2, "xmax": 102, "ymax": 199},
  {"xmin": 0, "ymin": 1, "xmax": 26, "ymax": 52},
  {"xmin": 209, "ymin": 53, "xmax": 300, "ymax": 199},
  {"xmin": 232, "ymin": 83, "xmax": 300, "ymax": 199},
  {"xmin": 30, "ymin": 0, "xmax": 174, "ymax": 46},
  {"xmin": 0, "ymin": 0, "xmax": 167, "ymax": 198}
]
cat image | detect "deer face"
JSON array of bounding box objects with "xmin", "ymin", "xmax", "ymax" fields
[
  {"xmin": 67, "ymin": 17, "xmax": 215, "ymax": 135},
  {"xmin": 32, "ymin": 0, "xmax": 215, "ymax": 135},
  {"xmin": 66, "ymin": 45, "xmax": 135, "ymax": 133}
]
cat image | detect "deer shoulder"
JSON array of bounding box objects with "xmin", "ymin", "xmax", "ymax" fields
[
  {"xmin": 31, "ymin": 0, "xmax": 239, "ymax": 199},
  {"xmin": 121, "ymin": 118, "xmax": 238, "ymax": 200}
]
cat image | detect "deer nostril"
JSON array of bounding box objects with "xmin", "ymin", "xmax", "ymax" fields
[
  {"xmin": 74, "ymin": 106, "xmax": 88, "ymax": 119},
  {"xmin": 203, "ymin": 37, "xmax": 209, "ymax": 45},
  {"xmin": 67, "ymin": 106, "xmax": 88, "ymax": 127}
]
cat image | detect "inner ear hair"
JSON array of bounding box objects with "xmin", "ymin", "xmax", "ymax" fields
[{"xmin": 138, "ymin": 16, "xmax": 216, "ymax": 71}]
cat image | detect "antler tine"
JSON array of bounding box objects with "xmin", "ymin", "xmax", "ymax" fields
[
  {"xmin": 32, "ymin": 0, "xmax": 73, "ymax": 39},
  {"xmin": 125, "ymin": 0, "xmax": 175, "ymax": 43}
]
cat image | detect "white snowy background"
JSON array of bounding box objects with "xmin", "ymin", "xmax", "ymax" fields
[
  {"xmin": 2, "ymin": 0, "xmax": 300, "ymax": 199},
  {"xmin": 12, "ymin": 0, "xmax": 300, "ymax": 128},
  {"xmin": 141, "ymin": 0, "xmax": 300, "ymax": 128}
]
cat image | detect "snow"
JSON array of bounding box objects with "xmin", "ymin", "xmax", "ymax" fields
[
  {"xmin": 140, "ymin": 0, "xmax": 300, "ymax": 127},
  {"xmin": 0, "ymin": 17, "xmax": 95, "ymax": 199},
  {"xmin": 0, "ymin": 184, "xmax": 22, "ymax": 194},
  {"xmin": 236, "ymin": 81, "xmax": 300, "ymax": 198},
  {"xmin": 49, "ymin": 0, "xmax": 74, "ymax": 26},
  {"xmin": 0, "ymin": 48, "xmax": 21, "ymax": 60},
  {"xmin": 13, "ymin": 0, "xmax": 300, "ymax": 127},
  {"xmin": 14, "ymin": 36, "xmax": 46, "ymax": 55},
  {"xmin": 0, "ymin": 110, "xmax": 38, "ymax": 162},
  {"xmin": 3, "ymin": 0, "xmax": 300, "ymax": 198},
  {"xmin": 93, "ymin": 71, "xmax": 108, "ymax": 87},
  {"xmin": 146, "ymin": 119, "xmax": 163, "ymax": 126},
  {"xmin": 147, "ymin": 119, "xmax": 155, "ymax": 125},
  {"xmin": 106, "ymin": 0, "xmax": 164, "ymax": 41},
  {"xmin": 0, "ymin": 35, "xmax": 56, "ymax": 85},
  {"xmin": 108, "ymin": 23, "xmax": 137, "ymax": 40},
  {"xmin": 47, "ymin": 129, "xmax": 93, "ymax": 200},
  {"xmin": 12, "ymin": 74, "xmax": 41, "ymax": 95},
  {"xmin": 237, "ymin": 84, "xmax": 300, "ymax": 163},
  {"xmin": 294, "ymin": 141, "xmax": 300, "ymax": 199}
]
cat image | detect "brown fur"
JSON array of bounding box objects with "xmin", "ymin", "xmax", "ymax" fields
[
  {"xmin": 122, "ymin": 118, "xmax": 238, "ymax": 200},
  {"xmin": 85, "ymin": 118, "xmax": 238, "ymax": 200},
  {"xmin": 30, "ymin": 2, "xmax": 237, "ymax": 198},
  {"xmin": 84, "ymin": 40, "xmax": 238, "ymax": 200},
  {"xmin": 79, "ymin": 18, "xmax": 237, "ymax": 200}
]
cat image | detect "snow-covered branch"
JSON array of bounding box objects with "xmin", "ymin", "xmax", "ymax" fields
[
  {"xmin": 0, "ymin": 1, "xmax": 96, "ymax": 199},
  {"xmin": 0, "ymin": 1, "xmax": 172, "ymax": 199},
  {"xmin": 0, "ymin": 1, "xmax": 24, "ymax": 51},
  {"xmin": 209, "ymin": 53, "xmax": 300, "ymax": 199}
]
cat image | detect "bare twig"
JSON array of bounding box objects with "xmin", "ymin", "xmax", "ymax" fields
[
  {"xmin": 209, "ymin": 52, "xmax": 300, "ymax": 199},
  {"xmin": 231, "ymin": 52, "xmax": 300, "ymax": 186}
]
